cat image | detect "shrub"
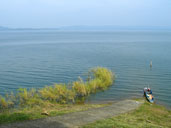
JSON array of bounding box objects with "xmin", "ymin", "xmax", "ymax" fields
[
  {"xmin": 16, "ymin": 88, "xmax": 41, "ymax": 106},
  {"xmin": 0, "ymin": 93, "xmax": 16, "ymax": 110},
  {"xmin": 87, "ymin": 78, "xmax": 102, "ymax": 93},
  {"xmin": 0, "ymin": 96, "xmax": 8, "ymax": 109},
  {"xmin": 39, "ymin": 84, "xmax": 75, "ymax": 104},
  {"xmin": 90, "ymin": 67, "xmax": 114, "ymax": 86},
  {"xmin": 72, "ymin": 80, "xmax": 87, "ymax": 97}
]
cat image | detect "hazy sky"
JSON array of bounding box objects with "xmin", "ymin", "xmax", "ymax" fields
[{"xmin": 0, "ymin": 0, "xmax": 171, "ymax": 28}]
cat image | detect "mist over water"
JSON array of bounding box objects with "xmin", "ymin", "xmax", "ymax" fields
[{"xmin": 0, "ymin": 30, "xmax": 171, "ymax": 107}]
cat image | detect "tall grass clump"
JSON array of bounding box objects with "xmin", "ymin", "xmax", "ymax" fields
[
  {"xmin": 0, "ymin": 96, "xmax": 8, "ymax": 109},
  {"xmin": 72, "ymin": 67, "xmax": 115, "ymax": 100},
  {"xmin": 87, "ymin": 67, "xmax": 115, "ymax": 92},
  {"xmin": 17, "ymin": 88, "xmax": 43, "ymax": 107},
  {"xmin": 0, "ymin": 67, "xmax": 115, "ymax": 109},
  {"xmin": 0, "ymin": 92, "xmax": 16, "ymax": 110},
  {"xmin": 39, "ymin": 84, "xmax": 75, "ymax": 104},
  {"xmin": 90, "ymin": 67, "xmax": 114, "ymax": 87},
  {"xmin": 72, "ymin": 78, "xmax": 87, "ymax": 97}
]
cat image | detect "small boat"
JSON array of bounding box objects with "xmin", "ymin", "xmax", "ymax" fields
[{"xmin": 144, "ymin": 87, "xmax": 154, "ymax": 103}]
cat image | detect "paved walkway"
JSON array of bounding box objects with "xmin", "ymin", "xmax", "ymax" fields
[{"xmin": 0, "ymin": 99, "xmax": 143, "ymax": 128}]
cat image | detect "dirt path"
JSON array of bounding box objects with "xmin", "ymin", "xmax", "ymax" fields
[{"xmin": 0, "ymin": 99, "xmax": 144, "ymax": 128}]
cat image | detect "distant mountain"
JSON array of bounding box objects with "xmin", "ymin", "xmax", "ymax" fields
[
  {"xmin": 0, "ymin": 26, "xmax": 58, "ymax": 31},
  {"xmin": 0, "ymin": 26, "xmax": 9, "ymax": 30},
  {"xmin": 58, "ymin": 25, "xmax": 171, "ymax": 31},
  {"xmin": 0, "ymin": 25, "xmax": 171, "ymax": 31}
]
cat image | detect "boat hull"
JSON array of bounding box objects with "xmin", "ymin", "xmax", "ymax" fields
[{"xmin": 144, "ymin": 88, "xmax": 154, "ymax": 103}]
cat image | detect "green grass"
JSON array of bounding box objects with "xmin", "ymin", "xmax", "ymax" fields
[
  {"xmin": 82, "ymin": 101, "xmax": 171, "ymax": 128},
  {"xmin": 0, "ymin": 102, "xmax": 108, "ymax": 124}
]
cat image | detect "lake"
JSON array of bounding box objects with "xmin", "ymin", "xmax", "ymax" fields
[{"xmin": 0, "ymin": 30, "xmax": 171, "ymax": 107}]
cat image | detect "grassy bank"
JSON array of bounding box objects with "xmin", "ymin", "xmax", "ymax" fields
[
  {"xmin": 0, "ymin": 67, "xmax": 114, "ymax": 124},
  {"xmin": 0, "ymin": 102, "xmax": 109, "ymax": 124},
  {"xmin": 82, "ymin": 100, "xmax": 171, "ymax": 128}
]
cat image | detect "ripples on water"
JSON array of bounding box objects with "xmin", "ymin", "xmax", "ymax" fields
[{"xmin": 0, "ymin": 30, "xmax": 171, "ymax": 107}]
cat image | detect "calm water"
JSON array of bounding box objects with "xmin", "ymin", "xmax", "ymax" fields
[{"xmin": 0, "ymin": 30, "xmax": 171, "ymax": 107}]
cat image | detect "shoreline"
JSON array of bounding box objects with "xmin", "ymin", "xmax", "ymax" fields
[
  {"xmin": 0, "ymin": 98, "xmax": 170, "ymax": 127},
  {"xmin": 83, "ymin": 99, "xmax": 171, "ymax": 128},
  {"xmin": 0, "ymin": 99, "xmax": 143, "ymax": 128},
  {"xmin": 86, "ymin": 96, "xmax": 171, "ymax": 110}
]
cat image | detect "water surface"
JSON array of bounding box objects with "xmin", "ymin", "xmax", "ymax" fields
[{"xmin": 0, "ymin": 30, "xmax": 171, "ymax": 107}]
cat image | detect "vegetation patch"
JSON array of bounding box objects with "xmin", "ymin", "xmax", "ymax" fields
[
  {"xmin": 0, "ymin": 102, "xmax": 108, "ymax": 124},
  {"xmin": 82, "ymin": 101, "xmax": 171, "ymax": 128},
  {"xmin": 0, "ymin": 67, "xmax": 114, "ymax": 124}
]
